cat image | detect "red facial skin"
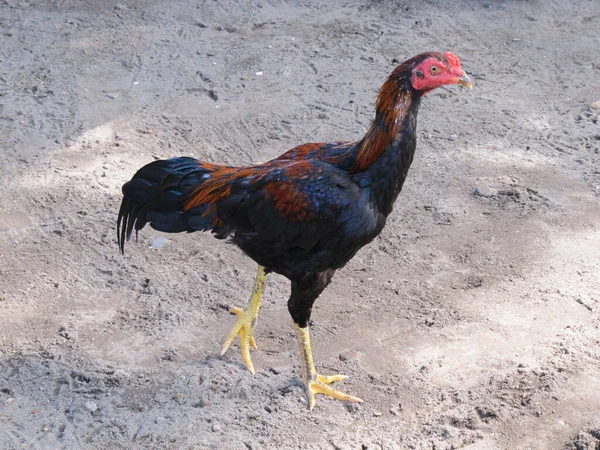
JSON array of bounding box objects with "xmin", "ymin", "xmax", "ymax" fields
[{"xmin": 410, "ymin": 52, "xmax": 467, "ymax": 93}]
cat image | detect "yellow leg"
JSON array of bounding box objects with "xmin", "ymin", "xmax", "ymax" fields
[
  {"xmin": 294, "ymin": 324, "xmax": 363, "ymax": 410},
  {"xmin": 221, "ymin": 265, "xmax": 267, "ymax": 374}
]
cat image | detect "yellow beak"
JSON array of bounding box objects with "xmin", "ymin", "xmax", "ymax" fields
[{"xmin": 457, "ymin": 74, "xmax": 474, "ymax": 89}]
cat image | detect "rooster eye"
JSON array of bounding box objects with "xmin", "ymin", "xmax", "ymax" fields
[{"xmin": 430, "ymin": 66, "xmax": 440, "ymax": 74}]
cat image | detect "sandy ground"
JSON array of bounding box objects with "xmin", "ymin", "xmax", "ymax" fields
[{"xmin": 1, "ymin": 0, "xmax": 599, "ymax": 449}]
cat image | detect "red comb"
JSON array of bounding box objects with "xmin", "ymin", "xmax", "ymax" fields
[{"xmin": 445, "ymin": 52, "xmax": 461, "ymax": 68}]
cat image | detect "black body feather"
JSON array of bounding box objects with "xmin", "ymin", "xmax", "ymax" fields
[{"xmin": 117, "ymin": 53, "xmax": 434, "ymax": 326}]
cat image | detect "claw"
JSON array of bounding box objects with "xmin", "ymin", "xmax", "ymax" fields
[{"xmin": 230, "ymin": 306, "xmax": 243, "ymax": 315}]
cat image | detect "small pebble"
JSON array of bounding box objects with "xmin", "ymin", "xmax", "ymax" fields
[
  {"xmin": 373, "ymin": 410, "xmax": 383, "ymax": 417},
  {"xmin": 339, "ymin": 350, "xmax": 358, "ymax": 361},
  {"xmin": 255, "ymin": 71, "xmax": 263, "ymax": 76},
  {"xmin": 106, "ymin": 94, "xmax": 117, "ymax": 99},
  {"xmin": 85, "ymin": 401, "xmax": 98, "ymax": 412},
  {"xmin": 448, "ymin": 134, "xmax": 457, "ymax": 141},
  {"xmin": 172, "ymin": 392, "xmax": 181, "ymax": 400},
  {"xmin": 473, "ymin": 185, "xmax": 497, "ymax": 198},
  {"xmin": 211, "ymin": 423, "xmax": 221, "ymax": 432},
  {"xmin": 149, "ymin": 237, "xmax": 167, "ymax": 249},
  {"xmin": 590, "ymin": 101, "xmax": 600, "ymax": 110},
  {"xmin": 389, "ymin": 407, "xmax": 399, "ymax": 416},
  {"xmin": 199, "ymin": 398, "xmax": 211, "ymax": 407},
  {"xmin": 5, "ymin": 398, "xmax": 14, "ymax": 405},
  {"xmin": 268, "ymin": 366, "xmax": 282, "ymax": 375}
]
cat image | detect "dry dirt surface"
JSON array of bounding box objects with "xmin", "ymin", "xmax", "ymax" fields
[{"xmin": 1, "ymin": 0, "xmax": 600, "ymax": 449}]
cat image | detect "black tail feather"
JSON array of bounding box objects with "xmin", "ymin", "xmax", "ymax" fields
[{"xmin": 117, "ymin": 157, "xmax": 218, "ymax": 254}]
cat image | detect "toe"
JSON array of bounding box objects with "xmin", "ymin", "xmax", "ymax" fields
[
  {"xmin": 221, "ymin": 324, "xmax": 241, "ymax": 355},
  {"xmin": 311, "ymin": 380, "xmax": 363, "ymax": 404},
  {"xmin": 240, "ymin": 328, "xmax": 256, "ymax": 374},
  {"xmin": 317, "ymin": 374, "xmax": 347, "ymax": 384},
  {"xmin": 305, "ymin": 374, "xmax": 362, "ymax": 409}
]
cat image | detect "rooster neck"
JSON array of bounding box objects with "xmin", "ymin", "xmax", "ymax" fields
[
  {"xmin": 351, "ymin": 71, "xmax": 417, "ymax": 172},
  {"xmin": 352, "ymin": 73, "xmax": 421, "ymax": 217}
]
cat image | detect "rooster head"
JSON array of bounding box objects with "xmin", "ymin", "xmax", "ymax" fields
[{"xmin": 409, "ymin": 52, "xmax": 473, "ymax": 93}]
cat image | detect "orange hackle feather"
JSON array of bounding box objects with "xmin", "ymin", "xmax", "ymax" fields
[
  {"xmin": 351, "ymin": 66, "xmax": 412, "ymax": 172},
  {"xmin": 314, "ymin": 61, "xmax": 413, "ymax": 173}
]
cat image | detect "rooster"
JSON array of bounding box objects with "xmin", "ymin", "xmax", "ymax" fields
[{"xmin": 117, "ymin": 52, "xmax": 472, "ymax": 410}]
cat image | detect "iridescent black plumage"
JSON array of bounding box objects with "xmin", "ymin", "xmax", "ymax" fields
[
  {"xmin": 117, "ymin": 52, "xmax": 471, "ymax": 407},
  {"xmin": 118, "ymin": 53, "xmax": 428, "ymax": 323}
]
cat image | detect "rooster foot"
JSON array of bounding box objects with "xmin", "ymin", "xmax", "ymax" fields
[
  {"xmin": 220, "ymin": 265, "xmax": 267, "ymax": 375},
  {"xmin": 294, "ymin": 323, "xmax": 362, "ymax": 410},
  {"xmin": 221, "ymin": 305, "xmax": 259, "ymax": 374},
  {"xmin": 304, "ymin": 373, "xmax": 363, "ymax": 411}
]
